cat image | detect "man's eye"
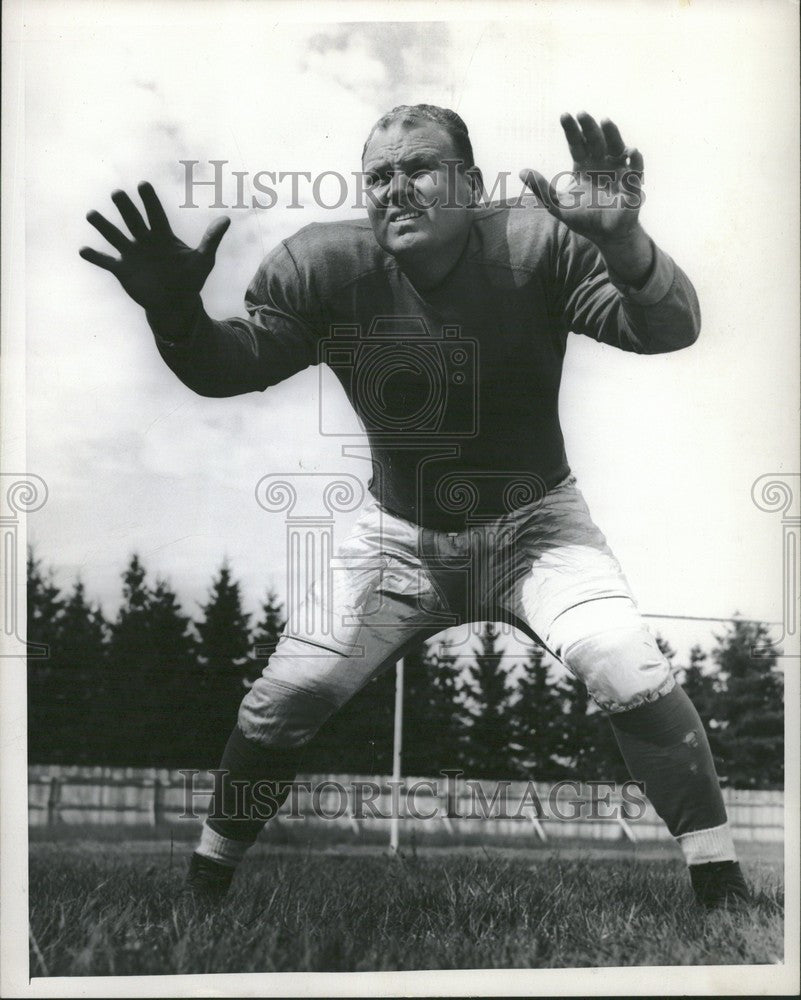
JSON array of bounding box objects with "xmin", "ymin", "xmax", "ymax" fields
[{"xmin": 365, "ymin": 171, "xmax": 386, "ymax": 188}]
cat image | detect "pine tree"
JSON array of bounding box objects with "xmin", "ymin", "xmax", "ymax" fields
[
  {"xmin": 197, "ymin": 561, "xmax": 251, "ymax": 676},
  {"xmin": 425, "ymin": 637, "xmax": 473, "ymax": 773},
  {"xmin": 558, "ymin": 673, "xmax": 629, "ymax": 782},
  {"xmin": 507, "ymin": 642, "xmax": 569, "ymax": 780},
  {"xmin": 679, "ymin": 644, "xmax": 718, "ymax": 725},
  {"xmin": 195, "ymin": 561, "xmax": 253, "ymax": 762},
  {"xmin": 399, "ymin": 637, "xmax": 471, "ymax": 777},
  {"xmin": 59, "ymin": 579, "xmax": 107, "ymax": 669},
  {"xmin": 247, "ymin": 589, "xmax": 285, "ymax": 686},
  {"xmin": 150, "ymin": 578, "xmax": 196, "ymax": 670},
  {"xmin": 463, "ymin": 623, "xmax": 513, "ymax": 778},
  {"xmin": 27, "ymin": 549, "xmax": 64, "ymax": 761},
  {"xmin": 26, "ymin": 547, "xmax": 63, "ymax": 671},
  {"xmin": 391, "ymin": 642, "xmax": 431, "ymax": 777},
  {"xmin": 306, "ymin": 661, "xmax": 397, "ymax": 774},
  {"xmin": 303, "ymin": 639, "xmax": 470, "ymax": 777},
  {"xmin": 110, "ymin": 554, "xmax": 155, "ymax": 671},
  {"xmin": 558, "ymin": 673, "xmax": 595, "ymax": 776},
  {"xmin": 148, "ymin": 577, "xmax": 198, "ymax": 763},
  {"xmin": 711, "ymin": 619, "xmax": 784, "ymax": 788},
  {"xmin": 106, "ymin": 554, "xmax": 159, "ymax": 763},
  {"xmin": 655, "ymin": 632, "xmax": 677, "ymax": 664},
  {"xmin": 55, "ymin": 578, "xmax": 109, "ymax": 762}
]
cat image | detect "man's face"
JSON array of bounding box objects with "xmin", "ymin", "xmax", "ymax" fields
[{"xmin": 362, "ymin": 121, "xmax": 477, "ymax": 261}]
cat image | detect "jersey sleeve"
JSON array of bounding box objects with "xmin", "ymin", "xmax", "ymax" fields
[
  {"xmin": 150, "ymin": 240, "xmax": 321, "ymax": 397},
  {"xmin": 551, "ymin": 225, "xmax": 701, "ymax": 354}
]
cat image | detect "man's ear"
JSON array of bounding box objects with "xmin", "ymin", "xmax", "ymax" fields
[{"xmin": 466, "ymin": 166, "xmax": 485, "ymax": 207}]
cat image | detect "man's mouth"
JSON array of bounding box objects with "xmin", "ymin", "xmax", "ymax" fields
[{"xmin": 390, "ymin": 209, "xmax": 423, "ymax": 223}]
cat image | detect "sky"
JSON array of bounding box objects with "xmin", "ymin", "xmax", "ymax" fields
[{"xmin": 18, "ymin": 0, "xmax": 800, "ymax": 663}]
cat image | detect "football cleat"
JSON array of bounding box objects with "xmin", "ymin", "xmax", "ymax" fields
[
  {"xmin": 689, "ymin": 860, "xmax": 751, "ymax": 910},
  {"xmin": 184, "ymin": 851, "xmax": 235, "ymax": 904}
]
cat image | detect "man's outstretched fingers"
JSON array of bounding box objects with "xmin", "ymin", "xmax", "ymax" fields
[
  {"xmin": 576, "ymin": 111, "xmax": 606, "ymax": 162},
  {"xmin": 628, "ymin": 148, "xmax": 644, "ymax": 176},
  {"xmin": 78, "ymin": 246, "xmax": 118, "ymax": 272},
  {"xmin": 621, "ymin": 148, "xmax": 645, "ymax": 207},
  {"xmin": 519, "ymin": 169, "xmax": 563, "ymax": 219},
  {"xmin": 111, "ymin": 189, "xmax": 149, "ymax": 241},
  {"xmin": 197, "ymin": 216, "xmax": 231, "ymax": 259},
  {"xmin": 137, "ymin": 181, "xmax": 171, "ymax": 233},
  {"xmin": 559, "ymin": 113, "xmax": 588, "ymax": 166},
  {"xmin": 86, "ymin": 210, "xmax": 131, "ymax": 253},
  {"xmin": 600, "ymin": 118, "xmax": 626, "ymax": 159}
]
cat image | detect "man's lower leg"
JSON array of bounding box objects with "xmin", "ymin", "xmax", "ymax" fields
[
  {"xmin": 187, "ymin": 724, "xmax": 301, "ymax": 900},
  {"xmin": 609, "ymin": 684, "xmax": 749, "ymax": 907}
]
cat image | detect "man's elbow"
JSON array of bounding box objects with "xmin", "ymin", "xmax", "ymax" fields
[
  {"xmin": 642, "ymin": 302, "xmax": 701, "ymax": 355},
  {"xmin": 184, "ymin": 377, "xmax": 263, "ymax": 398},
  {"xmin": 158, "ymin": 362, "xmax": 225, "ymax": 397},
  {"xmin": 675, "ymin": 307, "xmax": 701, "ymax": 350},
  {"xmin": 673, "ymin": 281, "xmax": 702, "ymax": 349},
  {"xmin": 159, "ymin": 359, "xmax": 253, "ymax": 397},
  {"xmin": 680, "ymin": 300, "xmax": 702, "ymax": 348},
  {"xmin": 187, "ymin": 381, "xmax": 230, "ymax": 399}
]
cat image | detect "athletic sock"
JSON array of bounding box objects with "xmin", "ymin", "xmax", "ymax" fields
[
  {"xmin": 195, "ymin": 724, "xmax": 301, "ymax": 866},
  {"xmin": 609, "ymin": 684, "xmax": 736, "ymax": 865},
  {"xmin": 676, "ymin": 822, "xmax": 736, "ymax": 865},
  {"xmin": 197, "ymin": 822, "xmax": 252, "ymax": 867}
]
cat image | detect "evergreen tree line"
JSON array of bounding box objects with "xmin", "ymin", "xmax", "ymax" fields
[{"xmin": 27, "ymin": 549, "xmax": 784, "ymax": 787}]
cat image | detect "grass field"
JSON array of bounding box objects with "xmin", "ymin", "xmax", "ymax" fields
[{"xmin": 27, "ymin": 836, "xmax": 784, "ymax": 975}]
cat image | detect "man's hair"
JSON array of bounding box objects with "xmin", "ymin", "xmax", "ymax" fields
[{"xmin": 362, "ymin": 104, "xmax": 475, "ymax": 169}]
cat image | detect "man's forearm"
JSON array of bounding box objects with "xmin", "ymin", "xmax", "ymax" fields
[
  {"xmin": 591, "ymin": 226, "xmax": 701, "ymax": 353},
  {"xmin": 147, "ymin": 302, "xmax": 269, "ymax": 398},
  {"xmin": 562, "ymin": 227, "xmax": 701, "ymax": 354},
  {"xmin": 146, "ymin": 296, "xmax": 205, "ymax": 346},
  {"xmin": 612, "ymin": 247, "xmax": 701, "ymax": 353},
  {"xmin": 595, "ymin": 224, "xmax": 654, "ymax": 290}
]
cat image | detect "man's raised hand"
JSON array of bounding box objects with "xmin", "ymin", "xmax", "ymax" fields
[
  {"xmin": 519, "ymin": 112, "xmax": 644, "ymax": 249},
  {"xmin": 79, "ymin": 183, "xmax": 231, "ymax": 312}
]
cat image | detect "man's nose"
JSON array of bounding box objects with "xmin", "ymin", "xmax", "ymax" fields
[
  {"xmin": 388, "ymin": 170, "xmax": 430, "ymax": 210},
  {"xmin": 388, "ymin": 170, "xmax": 412, "ymax": 203}
]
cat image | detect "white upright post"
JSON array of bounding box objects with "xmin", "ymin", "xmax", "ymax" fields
[{"xmin": 389, "ymin": 657, "xmax": 404, "ymax": 853}]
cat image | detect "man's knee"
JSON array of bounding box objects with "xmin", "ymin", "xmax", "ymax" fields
[
  {"xmin": 238, "ymin": 673, "xmax": 338, "ymax": 747},
  {"xmin": 549, "ymin": 598, "xmax": 674, "ymax": 713},
  {"xmin": 237, "ymin": 631, "xmax": 374, "ymax": 747}
]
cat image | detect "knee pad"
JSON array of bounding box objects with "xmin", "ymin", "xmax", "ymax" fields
[
  {"xmin": 237, "ymin": 630, "xmax": 380, "ymax": 748},
  {"xmin": 548, "ymin": 598, "xmax": 675, "ymax": 713},
  {"xmin": 238, "ymin": 674, "xmax": 338, "ymax": 748}
]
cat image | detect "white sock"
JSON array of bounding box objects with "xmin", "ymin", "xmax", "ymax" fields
[
  {"xmin": 197, "ymin": 821, "xmax": 252, "ymax": 868},
  {"xmin": 676, "ymin": 822, "xmax": 738, "ymax": 865}
]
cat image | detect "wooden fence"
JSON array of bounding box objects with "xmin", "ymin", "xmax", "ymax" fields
[{"xmin": 27, "ymin": 765, "xmax": 784, "ymax": 844}]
